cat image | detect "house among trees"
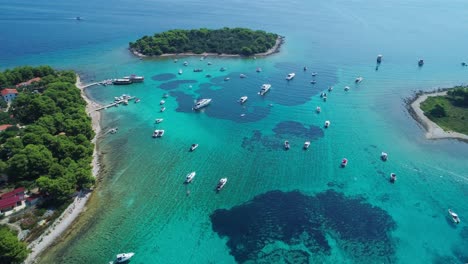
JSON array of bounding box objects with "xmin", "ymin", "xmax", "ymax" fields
[
  {"xmin": 0, "ymin": 187, "xmax": 26, "ymax": 216},
  {"xmin": 16, "ymin": 77, "xmax": 41, "ymax": 87},
  {"xmin": 0, "ymin": 124, "xmax": 13, "ymax": 132},
  {"xmin": 1, "ymin": 88, "xmax": 19, "ymax": 102}
]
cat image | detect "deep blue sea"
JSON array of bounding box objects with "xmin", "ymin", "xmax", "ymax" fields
[{"xmin": 1, "ymin": 0, "xmax": 468, "ymax": 263}]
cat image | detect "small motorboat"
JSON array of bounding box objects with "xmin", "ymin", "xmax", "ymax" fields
[
  {"xmin": 462, "ymin": 62, "xmax": 467, "ymax": 67},
  {"xmin": 163, "ymin": 94, "xmax": 169, "ymax": 98},
  {"xmin": 160, "ymin": 107, "xmax": 166, "ymax": 112},
  {"xmin": 448, "ymin": 209, "xmax": 461, "ymax": 224},
  {"xmin": 193, "ymin": 68, "xmax": 203, "ymax": 72},
  {"xmin": 355, "ymin": 77, "xmax": 363, "ymax": 83},
  {"xmin": 217, "ymin": 178, "xmax": 227, "ymax": 191},
  {"xmin": 284, "ymin": 140, "xmax": 290, "ymax": 150},
  {"xmin": 377, "ymin": 54, "xmax": 383, "ymax": 64},
  {"xmin": 116, "ymin": 252, "xmax": 135, "ymax": 263},
  {"xmin": 310, "ymin": 80, "xmax": 317, "ymax": 84},
  {"xmin": 185, "ymin": 172, "xmax": 196, "ymax": 183},
  {"xmin": 324, "ymin": 120, "xmax": 330, "ymax": 128},
  {"xmin": 344, "ymin": 86, "xmax": 350, "ymax": 91},
  {"xmin": 174, "ymin": 59, "xmax": 178, "ymax": 63},
  {"xmin": 311, "ymin": 72, "xmax": 318, "ymax": 76},
  {"xmin": 341, "ymin": 158, "xmax": 348, "ymax": 168},
  {"xmin": 220, "ymin": 67, "xmax": 226, "ymax": 72},
  {"xmin": 224, "ymin": 77, "xmax": 230, "ymax": 81},
  {"xmin": 183, "ymin": 61, "xmax": 188, "ymax": 66},
  {"xmin": 207, "ymin": 62, "xmax": 212, "ymax": 65},
  {"xmin": 109, "ymin": 128, "xmax": 118, "ymax": 134},
  {"xmin": 240, "ymin": 74, "xmax": 247, "ymax": 78},
  {"xmin": 134, "ymin": 98, "xmax": 141, "ymax": 103},
  {"xmin": 418, "ymin": 59, "xmax": 424, "ymax": 66},
  {"xmin": 303, "ymin": 141, "xmax": 310, "ymax": 149},
  {"xmin": 320, "ymin": 92, "xmax": 326, "ymax": 98},
  {"xmin": 256, "ymin": 67, "xmax": 262, "ymax": 72},
  {"xmin": 390, "ymin": 173, "xmax": 397, "ymax": 183},
  {"xmin": 190, "ymin": 143, "xmax": 198, "ymax": 151},
  {"xmin": 160, "ymin": 100, "xmax": 165, "ymax": 105},
  {"xmin": 152, "ymin": 129, "xmax": 165, "ymax": 138},
  {"xmin": 286, "ymin": 73, "xmax": 296, "ymax": 80},
  {"xmin": 155, "ymin": 118, "xmax": 163, "ymax": 124},
  {"xmin": 328, "ymin": 86, "xmax": 333, "ymax": 92},
  {"xmin": 381, "ymin": 152, "xmax": 388, "ymax": 161},
  {"xmin": 239, "ymin": 96, "xmax": 248, "ymax": 104},
  {"xmin": 316, "ymin": 106, "xmax": 321, "ymax": 113},
  {"xmin": 323, "ymin": 96, "xmax": 327, "ymax": 102},
  {"xmin": 205, "ymin": 74, "xmax": 212, "ymax": 78},
  {"xmin": 303, "ymin": 66, "xmax": 307, "ymax": 71},
  {"xmin": 178, "ymin": 69, "xmax": 183, "ymax": 75}
]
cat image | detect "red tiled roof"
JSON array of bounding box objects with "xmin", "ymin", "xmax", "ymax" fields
[
  {"xmin": 0, "ymin": 187, "xmax": 25, "ymax": 199},
  {"xmin": 1, "ymin": 88, "xmax": 18, "ymax": 96},
  {"xmin": 0, "ymin": 124, "xmax": 13, "ymax": 131},
  {"xmin": 0, "ymin": 195, "xmax": 21, "ymax": 210}
]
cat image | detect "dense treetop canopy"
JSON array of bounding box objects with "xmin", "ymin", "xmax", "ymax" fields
[
  {"xmin": 129, "ymin": 27, "xmax": 279, "ymax": 56},
  {"xmin": 0, "ymin": 66, "xmax": 95, "ymax": 203}
]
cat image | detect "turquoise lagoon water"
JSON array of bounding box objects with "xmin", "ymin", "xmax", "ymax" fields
[{"xmin": 1, "ymin": 0, "xmax": 468, "ymax": 263}]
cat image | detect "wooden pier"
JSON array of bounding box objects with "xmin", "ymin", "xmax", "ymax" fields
[{"xmin": 94, "ymin": 96, "xmax": 136, "ymax": 111}]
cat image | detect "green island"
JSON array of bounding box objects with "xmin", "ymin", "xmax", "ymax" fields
[
  {"xmin": 0, "ymin": 66, "xmax": 94, "ymax": 263},
  {"xmin": 129, "ymin": 27, "xmax": 281, "ymax": 56},
  {"xmin": 420, "ymin": 86, "xmax": 468, "ymax": 135}
]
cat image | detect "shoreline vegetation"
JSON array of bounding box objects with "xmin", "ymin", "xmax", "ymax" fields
[
  {"xmin": 25, "ymin": 75, "xmax": 102, "ymax": 263},
  {"xmin": 408, "ymin": 87, "xmax": 468, "ymax": 141},
  {"xmin": 129, "ymin": 28, "xmax": 284, "ymax": 58}
]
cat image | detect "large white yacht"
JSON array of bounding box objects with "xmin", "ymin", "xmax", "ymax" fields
[
  {"xmin": 286, "ymin": 73, "xmax": 296, "ymax": 80},
  {"xmin": 193, "ymin": 98, "xmax": 212, "ymax": 110},
  {"xmin": 185, "ymin": 172, "xmax": 196, "ymax": 183},
  {"xmin": 259, "ymin": 84, "xmax": 271, "ymax": 95},
  {"xmin": 116, "ymin": 252, "xmax": 135, "ymax": 263},
  {"xmin": 217, "ymin": 178, "xmax": 227, "ymax": 191}
]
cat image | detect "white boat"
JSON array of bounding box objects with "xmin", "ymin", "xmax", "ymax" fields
[
  {"xmin": 284, "ymin": 140, "xmax": 290, "ymax": 150},
  {"xmin": 183, "ymin": 61, "xmax": 188, "ymax": 66},
  {"xmin": 116, "ymin": 253, "xmax": 135, "ymax": 263},
  {"xmin": 124, "ymin": 74, "xmax": 144, "ymax": 83},
  {"xmin": 185, "ymin": 172, "xmax": 196, "ymax": 183},
  {"xmin": 217, "ymin": 178, "xmax": 227, "ymax": 191},
  {"xmin": 224, "ymin": 77, "xmax": 230, "ymax": 81},
  {"xmin": 320, "ymin": 92, "xmax": 327, "ymax": 98},
  {"xmin": 160, "ymin": 107, "xmax": 166, "ymax": 112},
  {"xmin": 355, "ymin": 77, "xmax": 363, "ymax": 83},
  {"xmin": 310, "ymin": 80, "xmax": 316, "ymax": 84},
  {"xmin": 390, "ymin": 173, "xmax": 397, "ymax": 183},
  {"xmin": 160, "ymin": 100, "xmax": 165, "ymax": 105},
  {"xmin": 174, "ymin": 59, "xmax": 178, "ymax": 63},
  {"xmin": 190, "ymin": 143, "xmax": 198, "ymax": 151},
  {"xmin": 303, "ymin": 141, "xmax": 310, "ymax": 149},
  {"xmin": 316, "ymin": 106, "xmax": 321, "ymax": 113},
  {"xmin": 109, "ymin": 128, "xmax": 118, "ymax": 134},
  {"xmin": 155, "ymin": 118, "xmax": 163, "ymax": 124},
  {"xmin": 240, "ymin": 74, "xmax": 247, "ymax": 78},
  {"xmin": 344, "ymin": 86, "xmax": 350, "ymax": 91},
  {"xmin": 220, "ymin": 67, "xmax": 226, "ymax": 72},
  {"xmin": 239, "ymin": 96, "xmax": 248, "ymax": 104},
  {"xmin": 152, "ymin": 129, "xmax": 165, "ymax": 137},
  {"xmin": 303, "ymin": 66, "xmax": 307, "ymax": 71},
  {"xmin": 311, "ymin": 72, "xmax": 318, "ymax": 76},
  {"xmin": 381, "ymin": 152, "xmax": 388, "ymax": 161},
  {"xmin": 256, "ymin": 67, "xmax": 262, "ymax": 72},
  {"xmin": 207, "ymin": 62, "xmax": 212, "ymax": 65},
  {"xmin": 286, "ymin": 73, "xmax": 296, "ymax": 80},
  {"xmin": 193, "ymin": 98, "xmax": 212, "ymax": 110},
  {"xmin": 341, "ymin": 158, "xmax": 348, "ymax": 167},
  {"xmin": 163, "ymin": 94, "xmax": 169, "ymax": 98},
  {"xmin": 328, "ymin": 86, "xmax": 333, "ymax": 92},
  {"xmin": 259, "ymin": 84, "xmax": 271, "ymax": 95},
  {"xmin": 448, "ymin": 209, "xmax": 461, "ymax": 224},
  {"xmin": 178, "ymin": 69, "xmax": 183, "ymax": 75},
  {"xmin": 324, "ymin": 120, "xmax": 330, "ymax": 128},
  {"xmin": 134, "ymin": 98, "xmax": 141, "ymax": 103}
]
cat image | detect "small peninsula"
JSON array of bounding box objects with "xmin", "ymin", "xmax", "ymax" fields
[
  {"xmin": 410, "ymin": 86, "xmax": 468, "ymax": 141},
  {"xmin": 129, "ymin": 27, "xmax": 283, "ymax": 57}
]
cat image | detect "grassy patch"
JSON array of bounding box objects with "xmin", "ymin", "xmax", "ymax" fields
[{"xmin": 420, "ymin": 96, "xmax": 468, "ymax": 134}]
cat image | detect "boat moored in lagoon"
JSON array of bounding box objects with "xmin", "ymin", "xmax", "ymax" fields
[
  {"xmin": 355, "ymin": 77, "xmax": 363, "ymax": 83},
  {"xmin": 284, "ymin": 140, "xmax": 290, "ymax": 150},
  {"xmin": 344, "ymin": 86, "xmax": 350, "ymax": 91},
  {"xmin": 316, "ymin": 106, "xmax": 321, "ymax": 113},
  {"xmin": 178, "ymin": 69, "xmax": 183, "ymax": 75},
  {"xmin": 324, "ymin": 120, "xmax": 330, "ymax": 128},
  {"xmin": 390, "ymin": 173, "xmax": 397, "ymax": 183},
  {"xmin": 217, "ymin": 178, "xmax": 227, "ymax": 191},
  {"xmin": 239, "ymin": 96, "xmax": 248, "ymax": 104},
  {"xmin": 123, "ymin": 74, "xmax": 144, "ymax": 82},
  {"xmin": 160, "ymin": 106, "xmax": 166, "ymax": 112},
  {"xmin": 259, "ymin": 84, "xmax": 271, "ymax": 95},
  {"xmin": 377, "ymin": 54, "xmax": 383, "ymax": 63},
  {"xmin": 155, "ymin": 118, "xmax": 163, "ymax": 124},
  {"xmin": 418, "ymin": 59, "xmax": 424, "ymax": 66},
  {"xmin": 190, "ymin": 143, "xmax": 198, "ymax": 151},
  {"xmin": 381, "ymin": 152, "xmax": 388, "ymax": 161},
  {"xmin": 286, "ymin": 73, "xmax": 296, "ymax": 80},
  {"xmin": 193, "ymin": 98, "xmax": 212, "ymax": 110},
  {"xmin": 113, "ymin": 78, "xmax": 132, "ymax": 85},
  {"xmin": 185, "ymin": 172, "xmax": 196, "ymax": 183},
  {"xmin": 448, "ymin": 209, "xmax": 461, "ymax": 224},
  {"xmin": 160, "ymin": 100, "xmax": 165, "ymax": 105},
  {"xmin": 240, "ymin": 74, "xmax": 247, "ymax": 78},
  {"xmin": 116, "ymin": 252, "xmax": 135, "ymax": 263},
  {"xmin": 256, "ymin": 67, "xmax": 262, "ymax": 72},
  {"xmin": 303, "ymin": 141, "xmax": 310, "ymax": 149},
  {"xmin": 341, "ymin": 158, "xmax": 348, "ymax": 167}
]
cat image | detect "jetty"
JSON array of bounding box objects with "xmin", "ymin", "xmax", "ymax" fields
[{"xmin": 94, "ymin": 96, "xmax": 136, "ymax": 111}]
